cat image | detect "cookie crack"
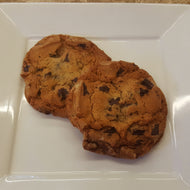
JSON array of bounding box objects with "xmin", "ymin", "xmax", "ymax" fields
[{"xmin": 89, "ymin": 87, "xmax": 96, "ymax": 122}]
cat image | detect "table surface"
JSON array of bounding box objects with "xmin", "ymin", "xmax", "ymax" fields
[{"xmin": 0, "ymin": 0, "xmax": 190, "ymax": 4}]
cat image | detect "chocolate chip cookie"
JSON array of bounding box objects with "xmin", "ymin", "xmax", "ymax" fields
[
  {"xmin": 21, "ymin": 34, "xmax": 111, "ymax": 117},
  {"xmin": 67, "ymin": 61, "xmax": 167, "ymax": 159}
]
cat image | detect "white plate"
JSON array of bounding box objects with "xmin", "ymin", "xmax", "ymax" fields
[{"xmin": 0, "ymin": 3, "xmax": 190, "ymax": 190}]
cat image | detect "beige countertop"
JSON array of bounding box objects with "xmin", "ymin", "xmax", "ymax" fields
[{"xmin": 1, "ymin": 0, "xmax": 190, "ymax": 4}]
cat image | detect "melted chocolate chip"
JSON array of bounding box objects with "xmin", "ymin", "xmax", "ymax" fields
[
  {"xmin": 100, "ymin": 143, "xmax": 109, "ymax": 152},
  {"xmin": 58, "ymin": 88, "xmax": 68, "ymax": 100},
  {"xmin": 135, "ymin": 140, "xmax": 144, "ymax": 145},
  {"xmin": 72, "ymin": 77, "xmax": 78, "ymax": 83},
  {"xmin": 49, "ymin": 53, "xmax": 58, "ymax": 58},
  {"xmin": 129, "ymin": 111, "xmax": 138, "ymax": 116},
  {"xmin": 37, "ymin": 89, "xmax": 41, "ymax": 96},
  {"xmin": 106, "ymin": 113, "xmax": 113, "ymax": 117},
  {"xmin": 45, "ymin": 72, "xmax": 52, "ymax": 77},
  {"xmin": 116, "ymin": 67, "xmax": 124, "ymax": 77},
  {"xmin": 132, "ymin": 130, "xmax": 145, "ymax": 135},
  {"xmin": 103, "ymin": 127, "xmax": 117, "ymax": 136},
  {"xmin": 109, "ymin": 97, "xmax": 120, "ymax": 105},
  {"xmin": 108, "ymin": 107, "xmax": 112, "ymax": 111},
  {"xmin": 99, "ymin": 85, "xmax": 110, "ymax": 93},
  {"xmin": 141, "ymin": 78, "xmax": 154, "ymax": 89},
  {"xmin": 24, "ymin": 65, "xmax": 30, "ymax": 72},
  {"xmin": 78, "ymin": 43, "xmax": 86, "ymax": 49},
  {"xmin": 140, "ymin": 88, "xmax": 149, "ymax": 96},
  {"xmin": 120, "ymin": 102, "xmax": 131, "ymax": 108},
  {"xmin": 44, "ymin": 111, "xmax": 51, "ymax": 114},
  {"xmin": 83, "ymin": 83, "xmax": 89, "ymax": 96},
  {"xmin": 63, "ymin": 53, "xmax": 69, "ymax": 62},
  {"xmin": 151, "ymin": 124, "xmax": 159, "ymax": 135},
  {"xmin": 36, "ymin": 68, "xmax": 44, "ymax": 72}
]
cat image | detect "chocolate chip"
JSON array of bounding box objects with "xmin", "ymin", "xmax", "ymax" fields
[
  {"xmin": 72, "ymin": 77, "xmax": 78, "ymax": 83},
  {"xmin": 44, "ymin": 111, "xmax": 51, "ymax": 114},
  {"xmin": 103, "ymin": 126, "xmax": 117, "ymax": 136},
  {"xmin": 135, "ymin": 140, "xmax": 144, "ymax": 145},
  {"xmin": 44, "ymin": 72, "xmax": 52, "ymax": 77},
  {"xmin": 109, "ymin": 97, "xmax": 120, "ymax": 106},
  {"xmin": 108, "ymin": 107, "xmax": 112, "ymax": 111},
  {"xmin": 129, "ymin": 111, "xmax": 138, "ymax": 116},
  {"xmin": 37, "ymin": 89, "xmax": 41, "ymax": 96},
  {"xmin": 141, "ymin": 78, "xmax": 154, "ymax": 89},
  {"xmin": 63, "ymin": 53, "xmax": 69, "ymax": 62},
  {"xmin": 100, "ymin": 143, "xmax": 109, "ymax": 153},
  {"xmin": 36, "ymin": 68, "xmax": 43, "ymax": 72},
  {"xmin": 116, "ymin": 67, "xmax": 124, "ymax": 77},
  {"xmin": 132, "ymin": 130, "xmax": 145, "ymax": 135},
  {"xmin": 140, "ymin": 88, "xmax": 149, "ymax": 96},
  {"xmin": 83, "ymin": 83, "xmax": 89, "ymax": 96},
  {"xmin": 99, "ymin": 85, "xmax": 110, "ymax": 93},
  {"xmin": 106, "ymin": 113, "xmax": 113, "ymax": 117},
  {"xmin": 78, "ymin": 43, "xmax": 86, "ymax": 49},
  {"xmin": 120, "ymin": 102, "xmax": 131, "ymax": 108},
  {"xmin": 58, "ymin": 88, "xmax": 68, "ymax": 100},
  {"xmin": 24, "ymin": 65, "xmax": 30, "ymax": 72},
  {"xmin": 108, "ymin": 114, "xmax": 119, "ymax": 122},
  {"xmin": 151, "ymin": 124, "xmax": 159, "ymax": 135},
  {"xmin": 49, "ymin": 53, "xmax": 58, "ymax": 58}
]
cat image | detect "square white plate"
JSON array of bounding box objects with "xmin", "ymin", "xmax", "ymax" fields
[{"xmin": 0, "ymin": 3, "xmax": 190, "ymax": 190}]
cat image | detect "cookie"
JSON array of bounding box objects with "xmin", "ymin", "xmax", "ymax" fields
[
  {"xmin": 67, "ymin": 61, "xmax": 167, "ymax": 159},
  {"xmin": 21, "ymin": 34, "xmax": 111, "ymax": 117}
]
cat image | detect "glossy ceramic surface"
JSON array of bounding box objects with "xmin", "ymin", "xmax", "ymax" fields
[{"xmin": 0, "ymin": 3, "xmax": 190, "ymax": 189}]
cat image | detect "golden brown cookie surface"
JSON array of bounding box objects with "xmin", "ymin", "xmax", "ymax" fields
[
  {"xmin": 67, "ymin": 61, "xmax": 167, "ymax": 159},
  {"xmin": 21, "ymin": 34, "xmax": 111, "ymax": 117}
]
